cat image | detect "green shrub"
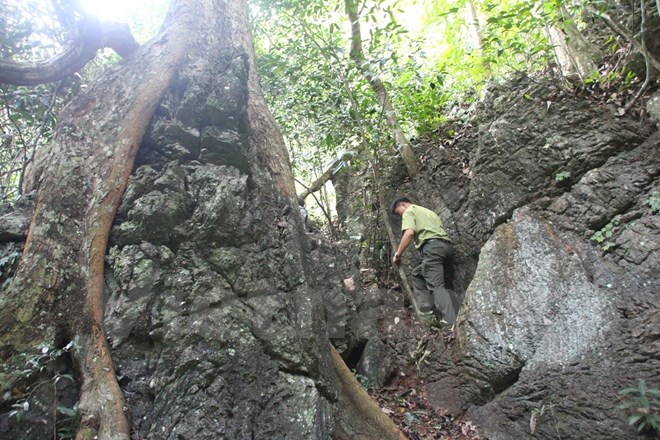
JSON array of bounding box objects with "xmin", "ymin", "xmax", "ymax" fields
[{"xmin": 618, "ymin": 380, "xmax": 660, "ymax": 433}]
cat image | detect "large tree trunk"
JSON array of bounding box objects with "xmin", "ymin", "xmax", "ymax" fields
[
  {"xmin": 544, "ymin": 4, "xmax": 601, "ymax": 80},
  {"xmin": 0, "ymin": 0, "xmax": 332, "ymax": 439},
  {"xmin": 0, "ymin": 3, "xmax": 193, "ymax": 438}
]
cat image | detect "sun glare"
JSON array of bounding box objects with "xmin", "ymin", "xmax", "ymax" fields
[
  {"xmin": 78, "ymin": 0, "xmax": 165, "ymax": 22},
  {"xmin": 77, "ymin": 0, "xmax": 169, "ymax": 42},
  {"xmin": 78, "ymin": 0, "xmax": 133, "ymax": 21}
]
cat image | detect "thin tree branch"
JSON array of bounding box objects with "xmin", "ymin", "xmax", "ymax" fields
[
  {"xmin": 0, "ymin": 167, "xmax": 23, "ymax": 177},
  {"xmin": 18, "ymin": 83, "xmax": 63, "ymax": 195},
  {"xmin": 344, "ymin": 0, "xmax": 419, "ymax": 177},
  {"xmin": 0, "ymin": 87, "xmax": 29, "ymax": 150},
  {"xmin": 0, "ymin": 82, "xmax": 62, "ymax": 196},
  {"xmin": 26, "ymin": 82, "xmax": 62, "ymax": 148},
  {"xmin": 624, "ymin": 0, "xmax": 654, "ymax": 112},
  {"xmin": 294, "ymin": 177, "xmax": 337, "ymax": 238},
  {"xmin": 589, "ymin": 6, "xmax": 660, "ymax": 71}
]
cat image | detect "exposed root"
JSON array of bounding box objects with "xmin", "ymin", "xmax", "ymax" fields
[
  {"xmin": 75, "ymin": 329, "xmax": 130, "ymax": 440},
  {"xmin": 331, "ymin": 344, "xmax": 408, "ymax": 440}
]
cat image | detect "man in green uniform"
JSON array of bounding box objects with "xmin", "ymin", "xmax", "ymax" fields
[{"xmin": 391, "ymin": 197, "xmax": 460, "ymax": 324}]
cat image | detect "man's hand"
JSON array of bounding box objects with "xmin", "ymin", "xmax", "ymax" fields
[{"xmin": 392, "ymin": 253, "xmax": 401, "ymax": 266}]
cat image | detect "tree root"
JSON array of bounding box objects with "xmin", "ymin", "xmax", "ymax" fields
[
  {"xmin": 75, "ymin": 331, "xmax": 130, "ymax": 440},
  {"xmin": 331, "ymin": 345, "xmax": 408, "ymax": 440},
  {"xmin": 0, "ymin": 3, "xmax": 193, "ymax": 439}
]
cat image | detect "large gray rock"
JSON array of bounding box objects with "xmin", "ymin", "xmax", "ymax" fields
[
  {"xmin": 105, "ymin": 163, "xmax": 335, "ymax": 438},
  {"xmin": 451, "ymin": 203, "xmax": 659, "ymax": 439},
  {"xmin": 102, "ymin": 46, "xmax": 336, "ymax": 439},
  {"xmin": 359, "ymin": 73, "xmax": 659, "ymax": 439},
  {"xmin": 405, "ymin": 74, "xmax": 651, "ymax": 296},
  {"xmin": 418, "ymin": 119, "xmax": 659, "ymax": 439},
  {"xmin": 306, "ymin": 237, "xmax": 414, "ymax": 389}
]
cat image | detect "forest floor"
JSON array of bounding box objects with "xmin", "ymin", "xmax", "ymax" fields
[
  {"xmin": 371, "ymin": 371, "xmax": 481, "ymax": 439},
  {"xmin": 367, "ymin": 323, "xmax": 482, "ymax": 440}
]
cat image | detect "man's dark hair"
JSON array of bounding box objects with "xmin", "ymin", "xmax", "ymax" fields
[{"xmin": 390, "ymin": 196, "xmax": 412, "ymax": 215}]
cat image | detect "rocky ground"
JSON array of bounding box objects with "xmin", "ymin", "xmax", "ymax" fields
[
  {"xmin": 382, "ymin": 70, "xmax": 658, "ymax": 439},
  {"xmin": 347, "ymin": 285, "xmax": 481, "ymax": 440},
  {"xmin": 369, "ymin": 328, "xmax": 482, "ymax": 440}
]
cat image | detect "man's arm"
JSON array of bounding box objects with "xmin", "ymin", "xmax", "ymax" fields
[{"xmin": 392, "ymin": 229, "xmax": 415, "ymax": 266}]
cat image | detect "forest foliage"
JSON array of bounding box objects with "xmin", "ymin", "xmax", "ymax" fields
[
  {"xmin": 0, "ymin": 0, "xmax": 656, "ymax": 220},
  {"xmin": 250, "ymin": 0, "xmax": 655, "ymax": 226}
]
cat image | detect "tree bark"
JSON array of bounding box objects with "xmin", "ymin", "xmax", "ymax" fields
[
  {"xmin": 233, "ymin": 3, "xmax": 298, "ymax": 199},
  {"xmin": 544, "ymin": 5, "xmax": 601, "ymax": 80},
  {"xmin": 344, "ymin": 0, "xmax": 419, "ymax": 178},
  {"xmin": 0, "ymin": 19, "xmax": 138, "ymax": 86},
  {"xmin": 465, "ymin": 0, "xmax": 490, "ymax": 73},
  {"xmin": 0, "ymin": 4, "xmax": 193, "ymax": 438}
]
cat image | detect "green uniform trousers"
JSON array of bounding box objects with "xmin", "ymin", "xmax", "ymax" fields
[{"xmin": 412, "ymin": 239, "xmax": 460, "ymax": 324}]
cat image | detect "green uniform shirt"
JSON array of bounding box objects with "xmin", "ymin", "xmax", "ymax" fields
[{"xmin": 401, "ymin": 204, "xmax": 450, "ymax": 249}]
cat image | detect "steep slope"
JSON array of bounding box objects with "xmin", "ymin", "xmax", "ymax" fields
[{"xmin": 397, "ymin": 74, "xmax": 659, "ymax": 439}]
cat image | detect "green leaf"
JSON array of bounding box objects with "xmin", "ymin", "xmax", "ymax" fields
[
  {"xmin": 638, "ymin": 380, "xmax": 647, "ymax": 395},
  {"xmin": 619, "ymin": 387, "xmax": 638, "ymax": 395},
  {"xmin": 602, "ymin": 242, "xmax": 615, "ymax": 251}
]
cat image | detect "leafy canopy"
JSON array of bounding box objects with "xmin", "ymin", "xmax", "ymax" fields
[{"xmin": 251, "ymin": 0, "xmax": 563, "ymax": 216}]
